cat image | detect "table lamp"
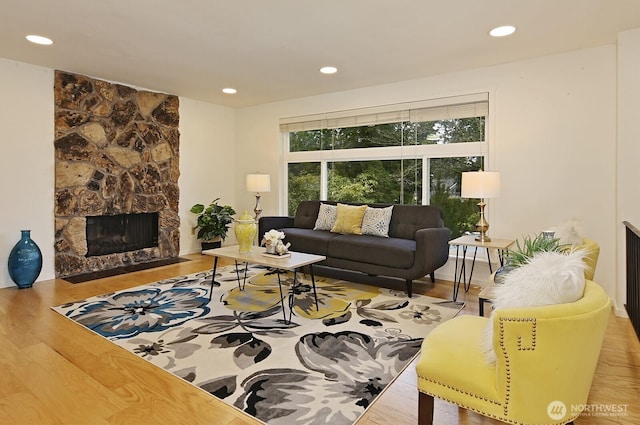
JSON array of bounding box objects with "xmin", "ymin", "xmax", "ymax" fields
[
  {"xmin": 246, "ymin": 173, "xmax": 271, "ymax": 221},
  {"xmin": 461, "ymin": 170, "xmax": 501, "ymax": 242}
]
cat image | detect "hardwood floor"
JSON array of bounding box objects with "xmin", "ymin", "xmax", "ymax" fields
[{"xmin": 0, "ymin": 253, "xmax": 638, "ymax": 424}]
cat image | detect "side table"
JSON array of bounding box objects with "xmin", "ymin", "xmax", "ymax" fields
[
  {"xmin": 447, "ymin": 235, "xmax": 514, "ymax": 305},
  {"xmin": 478, "ymin": 281, "xmax": 497, "ymax": 317}
]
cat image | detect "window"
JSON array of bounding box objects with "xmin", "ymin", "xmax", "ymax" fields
[{"xmin": 281, "ymin": 93, "xmax": 489, "ymax": 238}]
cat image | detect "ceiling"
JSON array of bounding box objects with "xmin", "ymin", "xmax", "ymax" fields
[{"xmin": 2, "ymin": 0, "xmax": 640, "ymax": 108}]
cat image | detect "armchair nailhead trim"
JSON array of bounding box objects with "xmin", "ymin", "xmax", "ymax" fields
[
  {"xmin": 499, "ymin": 316, "xmax": 537, "ymax": 417},
  {"xmin": 417, "ymin": 376, "xmax": 502, "ymax": 406},
  {"xmin": 418, "ymin": 389, "xmax": 580, "ymax": 425}
]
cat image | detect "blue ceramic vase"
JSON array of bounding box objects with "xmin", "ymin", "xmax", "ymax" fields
[{"xmin": 8, "ymin": 230, "xmax": 42, "ymax": 289}]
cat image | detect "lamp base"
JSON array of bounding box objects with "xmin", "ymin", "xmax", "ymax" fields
[
  {"xmin": 475, "ymin": 199, "xmax": 491, "ymax": 243},
  {"xmin": 475, "ymin": 233, "xmax": 491, "ymax": 243},
  {"xmin": 253, "ymin": 193, "xmax": 262, "ymax": 222}
]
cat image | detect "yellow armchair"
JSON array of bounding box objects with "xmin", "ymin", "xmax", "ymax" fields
[
  {"xmin": 576, "ymin": 238, "xmax": 599, "ymax": 281},
  {"xmin": 416, "ymin": 281, "xmax": 610, "ymax": 424}
]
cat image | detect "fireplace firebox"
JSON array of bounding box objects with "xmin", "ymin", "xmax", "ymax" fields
[{"xmin": 86, "ymin": 213, "xmax": 159, "ymax": 257}]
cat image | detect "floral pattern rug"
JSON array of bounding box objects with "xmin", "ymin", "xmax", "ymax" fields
[{"xmin": 52, "ymin": 265, "xmax": 461, "ymax": 425}]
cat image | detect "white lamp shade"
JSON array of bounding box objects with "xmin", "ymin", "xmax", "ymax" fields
[
  {"xmin": 461, "ymin": 171, "xmax": 501, "ymax": 199},
  {"xmin": 246, "ymin": 173, "xmax": 271, "ymax": 193}
]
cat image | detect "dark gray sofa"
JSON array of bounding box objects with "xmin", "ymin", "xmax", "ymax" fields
[{"xmin": 259, "ymin": 201, "xmax": 451, "ymax": 297}]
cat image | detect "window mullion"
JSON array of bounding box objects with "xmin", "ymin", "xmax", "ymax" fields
[
  {"xmin": 320, "ymin": 160, "xmax": 328, "ymax": 200},
  {"xmin": 423, "ymin": 156, "xmax": 430, "ymax": 206}
]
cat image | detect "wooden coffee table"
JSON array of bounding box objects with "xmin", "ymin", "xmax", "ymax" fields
[{"xmin": 202, "ymin": 245, "xmax": 326, "ymax": 324}]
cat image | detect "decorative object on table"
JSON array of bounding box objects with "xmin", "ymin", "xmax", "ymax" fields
[
  {"xmin": 261, "ymin": 229, "xmax": 289, "ymax": 255},
  {"xmin": 494, "ymin": 232, "xmax": 563, "ymax": 284},
  {"xmin": 246, "ymin": 173, "xmax": 271, "ymax": 222},
  {"xmin": 235, "ymin": 210, "xmax": 257, "ymax": 252},
  {"xmin": 541, "ymin": 229, "xmax": 555, "ymax": 240},
  {"xmin": 461, "ymin": 170, "xmax": 501, "ymax": 242},
  {"xmin": 507, "ymin": 232, "xmax": 563, "ymax": 267},
  {"xmin": 190, "ymin": 198, "xmax": 236, "ymax": 251},
  {"xmin": 8, "ymin": 230, "xmax": 43, "ymax": 289},
  {"xmin": 53, "ymin": 266, "xmax": 462, "ymax": 425},
  {"xmin": 493, "ymin": 262, "xmax": 517, "ymax": 284}
]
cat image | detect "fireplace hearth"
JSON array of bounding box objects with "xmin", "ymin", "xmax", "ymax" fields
[{"xmin": 86, "ymin": 213, "xmax": 158, "ymax": 257}]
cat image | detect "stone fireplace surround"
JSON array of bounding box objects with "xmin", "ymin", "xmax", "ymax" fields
[{"xmin": 54, "ymin": 71, "xmax": 180, "ymax": 279}]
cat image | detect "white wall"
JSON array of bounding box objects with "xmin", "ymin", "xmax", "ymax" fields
[
  {"xmin": 235, "ymin": 45, "xmax": 619, "ymax": 307},
  {"xmin": 178, "ymin": 98, "xmax": 236, "ymax": 253},
  {"xmin": 0, "ymin": 58, "xmax": 55, "ymax": 288},
  {"xmin": 617, "ymin": 28, "xmax": 640, "ymax": 314}
]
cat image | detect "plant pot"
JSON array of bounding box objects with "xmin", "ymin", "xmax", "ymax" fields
[{"xmin": 201, "ymin": 238, "xmax": 222, "ymax": 252}]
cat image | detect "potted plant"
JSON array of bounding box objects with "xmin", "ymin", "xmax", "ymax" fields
[
  {"xmin": 494, "ymin": 233, "xmax": 565, "ymax": 283},
  {"xmin": 507, "ymin": 233, "xmax": 564, "ymax": 267},
  {"xmin": 190, "ymin": 198, "xmax": 236, "ymax": 251}
]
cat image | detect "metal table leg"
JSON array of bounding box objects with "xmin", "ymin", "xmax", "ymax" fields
[
  {"xmin": 209, "ymin": 256, "xmax": 219, "ymax": 302},
  {"xmin": 233, "ymin": 260, "xmax": 249, "ymax": 291},
  {"xmin": 276, "ymin": 266, "xmax": 320, "ymax": 325}
]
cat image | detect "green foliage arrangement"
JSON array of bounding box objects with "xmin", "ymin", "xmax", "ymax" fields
[
  {"xmin": 190, "ymin": 198, "xmax": 236, "ymax": 241},
  {"xmin": 507, "ymin": 233, "xmax": 565, "ymax": 267},
  {"xmin": 430, "ymin": 183, "xmax": 479, "ymax": 239}
]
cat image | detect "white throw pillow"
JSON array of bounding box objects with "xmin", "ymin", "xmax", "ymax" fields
[
  {"xmin": 550, "ymin": 220, "xmax": 584, "ymax": 246},
  {"xmin": 313, "ymin": 203, "xmax": 337, "ymax": 231},
  {"xmin": 361, "ymin": 206, "xmax": 394, "ymax": 237},
  {"xmin": 482, "ymin": 249, "xmax": 587, "ymax": 363}
]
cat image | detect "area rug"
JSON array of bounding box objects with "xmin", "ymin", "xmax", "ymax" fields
[{"xmin": 52, "ymin": 265, "xmax": 462, "ymax": 425}]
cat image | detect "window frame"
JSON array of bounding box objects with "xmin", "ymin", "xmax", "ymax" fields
[{"xmin": 281, "ymin": 93, "xmax": 490, "ymax": 211}]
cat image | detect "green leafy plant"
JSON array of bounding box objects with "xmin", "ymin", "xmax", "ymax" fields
[
  {"xmin": 190, "ymin": 198, "xmax": 236, "ymax": 241},
  {"xmin": 507, "ymin": 233, "xmax": 565, "ymax": 267}
]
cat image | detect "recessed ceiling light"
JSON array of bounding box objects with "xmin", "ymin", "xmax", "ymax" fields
[
  {"xmin": 222, "ymin": 88, "xmax": 237, "ymax": 94},
  {"xmin": 25, "ymin": 34, "xmax": 54, "ymax": 45},
  {"xmin": 320, "ymin": 66, "xmax": 338, "ymax": 74},
  {"xmin": 489, "ymin": 25, "xmax": 516, "ymax": 37}
]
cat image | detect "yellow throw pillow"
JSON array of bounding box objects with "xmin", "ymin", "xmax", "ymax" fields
[{"xmin": 331, "ymin": 204, "xmax": 367, "ymax": 235}]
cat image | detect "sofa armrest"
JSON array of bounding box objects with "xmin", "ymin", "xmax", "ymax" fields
[
  {"xmin": 259, "ymin": 216, "xmax": 295, "ymax": 237},
  {"xmin": 414, "ymin": 227, "xmax": 452, "ymax": 272}
]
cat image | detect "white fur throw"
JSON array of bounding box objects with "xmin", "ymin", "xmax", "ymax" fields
[{"xmin": 482, "ymin": 249, "xmax": 587, "ymax": 363}]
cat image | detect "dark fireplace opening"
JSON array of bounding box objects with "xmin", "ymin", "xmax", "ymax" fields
[{"xmin": 86, "ymin": 213, "xmax": 159, "ymax": 257}]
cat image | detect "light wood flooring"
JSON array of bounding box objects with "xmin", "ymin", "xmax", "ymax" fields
[{"xmin": 0, "ymin": 253, "xmax": 638, "ymax": 424}]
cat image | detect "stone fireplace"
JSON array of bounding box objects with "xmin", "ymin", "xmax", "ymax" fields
[{"xmin": 54, "ymin": 71, "xmax": 180, "ymax": 279}]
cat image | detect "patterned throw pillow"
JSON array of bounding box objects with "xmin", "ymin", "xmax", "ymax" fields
[
  {"xmin": 361, "ymin": 206, "xmax": 394, "ymax": 237},
  {"xmin": 313, "ymin": 203, "xmax": 337, "ymax": 231}
]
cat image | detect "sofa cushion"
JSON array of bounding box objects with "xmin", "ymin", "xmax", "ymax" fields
[
  {"xmin": 361, "ymin": 205, "xmax": 393, "ymax": 237},
  {"xmin": 281, "ymin": 228, "xmax": 336, "ymax": 256},
  {"xmin": 327, "ymin": 235, "xmax": 415, "ymax": 269},
  {"xmin": 331, "ymin": 204, "xmax": 367, "ymax": 235},
  {"xmin": 388, "ymin": 204, "xmax": 444, "ymax": 239},
  {"xmin": 313, "ymin": 203, "xmax": 337, "ymax": 231},
  {"xmin": 293, "ymin": 201, "xmax": 321, "ymax": 229}
]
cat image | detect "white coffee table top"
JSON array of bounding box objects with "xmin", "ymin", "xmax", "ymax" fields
[{"xmin": 202, "ymin": 245, "xmax": 325, "ymax": 270}]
